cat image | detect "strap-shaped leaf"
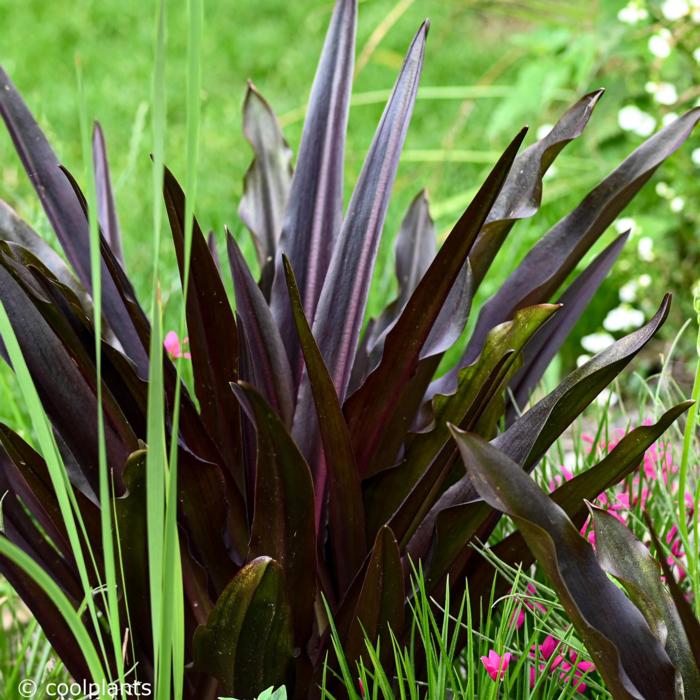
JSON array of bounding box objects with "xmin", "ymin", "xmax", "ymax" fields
[
  {"xmin": 193, "ymin": 556, "xmax": 294, "ymax": 697},
  {"xmin": 270, "ymin": 0, "xmax": 357, "ymax": 380},
  {"xmin": 232, "ymin": 382, "xmax": 316, "ymax": 646},
  {"xmin": 350, "ymin": 190, "xmax": 436, "ymax": 391},
  {"xmin": 0, "ymin": 70, "xmax": 148, "ymax": 373},
  {"xmin": 341, "ymin": 526, "xmax": 404, "ymax": 668},
  {"xmin": 462, "ymin": 107, "xmax": 700, "ymax": 366},
  {"xmin": 592, "ymin": 506, "xmax": 700, "ymax": 698},
  {"xmin": 452, "ymin": 429, "xmax": 677, "ymax": 699},
  {"xmin": 344, "ymin": 128, "xmax": 525, "ymax": 474},
  {"xmin": 227, "ymin": 231, "xmax": 294, "ymax": 426},
  {"xmin": 495, "ymin": 294, "xmax": 671, "ymax": 469},
  {"xmin": 92, "ymin": 123, "xmax": 124, "ymax": 265},
  {"xmin": 308, "ymin": 21, "xmax": 428, "ymax": 402},
  {"xmin": 283, "ymin": 257, "xmax": 365, "ymax": 591},
  {"xmin": 468, "ymin": 89, "xmax": 604, "ymax": 289},
  {"xmin": 163, "ymin": 167, "xmax": 243, "ymax": 481},
  {"xmin": 438, "ymin": 402, "xmax": 691, "ymax": 597},
  {"xmin": 238, "ymin": 83, "xmax": 293, "ymax": 296},
  {"xmin": 0, "ymin": 244, "xmax": 139, "ymax": 489},
  {"xmin": 508, "ymin": 233, "xmax": 628, "ymax": 420},
  {"xmin": 421, "ymin": 297, "xmax": 670, "ymax": 530}
]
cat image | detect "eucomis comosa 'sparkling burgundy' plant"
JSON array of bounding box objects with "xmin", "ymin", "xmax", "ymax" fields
[{"xmin": 0, "ymin": 0, "xmax": 698, "ymax": 697}]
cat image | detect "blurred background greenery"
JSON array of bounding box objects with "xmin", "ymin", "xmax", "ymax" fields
[{"xmin": 0, "ymin": 0, "xmax": 699, "ymax": 375}]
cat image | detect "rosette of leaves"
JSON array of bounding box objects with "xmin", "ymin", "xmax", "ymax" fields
[{"xmin": 0, "ymin": 0, "xmax": 698, "ymax": 697}]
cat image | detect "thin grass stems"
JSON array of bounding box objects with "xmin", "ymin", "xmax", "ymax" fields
[
  {"xmin": 678, "ymin": 286, "xmax": 700, "ymax": 600},
  {"xmin": 146, "ymin": 0, "xmax": 169, "ymax": 693},
  {"xmin": 160, "ymin": 1, "xmax": 204, "ymax": 697},
  {"xmin": 0, "ymin": 536, "xmax": 107, "ymax": 684},
  {"xmin": 76, "ymin": 57, "xmax": 125, "ymax": 688},
  {"xmin": 0, "ymin": 300, "xmax": 113, "ymax": 675}
]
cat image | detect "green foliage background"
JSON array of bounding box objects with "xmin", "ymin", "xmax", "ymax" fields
[{"xmin": 0, "ymin": 0, "xmax": 698, "ymax": 365}]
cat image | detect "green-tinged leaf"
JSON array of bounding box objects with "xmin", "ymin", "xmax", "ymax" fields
[
  {"xmin": 592, "ymin": 505, "xmax": 700, "ymax": 698},
  {"xmin": 495, "ymin": 295, "xmax": 671, "ymax": 469},
  {"xmin": 452, "ymin": 428, "xmax": 677, "ymax": 699},
  {"xmin": 227, "ymin": 231, "xmax": 294, "ymax": 426},
  {"xmin": 508, "ymin": 233, "xmax": 628, "ymax": 420},
  {"xmin": 283, "ymin": 257, "xmax": 365, "ymax": 592},
  {"xmin": 238, "ymin": 83, "xmax": 293, "ymax": 296},
  {"xmin": 376, "ymin": 305, "xmax": 557, "ymax": 552},
  {"xmin": 341, "ymin": 526, "xmax": 404, "ymax": 668},
  {"xmin": 193, "ymin": 556, "xmax": 294, "ymax": 697},
  {"xmin": 232, "ymin": 381, "xmax": 316, "ymax": 646},
  {"xmin": 345, "ymin": 128, "xmax": 526, "ymax": 475}
]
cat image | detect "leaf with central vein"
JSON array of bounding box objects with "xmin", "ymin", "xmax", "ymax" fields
[
  {"xmin": 421, "ymin": 296, "xmax": 671, "ymax": 524},
  {"xmin": 238, "ymin": 83, "xmax": 292, "ymax": 297},
  {"xmin": 468, "ymin": 89, "xmax": 604, "ymax": 290},
  {"xmin": 163, "ymin": 167, "xmax": 242, "ymax": 482},
  {"xmin": 366, "ymin": 304, "xmax": 557, "ymax": 543},
  {"xmin": 232, "ymin": 381, "xmax": 316, "ymax": 647},
  {"xmin": 507, "ymin": 233, "xmax": 628, "ymax": 421},
  {"xmin": 592, "ymin": 505, "xmax": 700, "ymax": 699},
  {"xmin": 193, "ymin": 557, "xmax": 294, "ymax": 698},
  {"xmin": 92, "ymin": 123, "xmax": 125, "ymax": 265},
  {"xmin": 283, "ymin": 257, "xmax": 365, "ymax": 593},
  {"xmin": 270, "ymin": 0, "xmax": 357, "ymax": 382},
  {"xmin": 461, "ymin": 107, "xmax": 700, "ymax": 367},
  {"xmin": 434, "ymin": 401, "xmax": 691, "ymax": 597},
  {"xmin": 308, "ymin": 20, "xmax": 428, "ymax": 402},
  {"xmin": 227, "ymin": 231, "xmax": 294, "ymax": 426},
  {"xmin": 344, "ymin": 127, "xmax": 526, "ymax": 474},
  {"xmin": 452, "ymin": 429, "xmax": 678, "ymax": 699},
  {"xmin": 0, "ymin": 71, "xmax": 148, "ymax": 373}
]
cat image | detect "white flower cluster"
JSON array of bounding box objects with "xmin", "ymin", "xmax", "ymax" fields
[
  {"xmin": 645, "ymin": 81, "xmax": 678, "ymax": 105},
  {"xmin": 618, "ymin": 105, "xmax": 656, "ymax": 136},
  {"xmin": 618, "ymin": 1, "xmax": 649, "ymax": 24}
]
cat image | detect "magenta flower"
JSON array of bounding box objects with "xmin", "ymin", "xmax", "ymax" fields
[
  {"xmin": 480, "ymin": 649, "xmax": 512, "ymax": 681},
  {"xmin": 164, "ymin": 330, "xmax": 192, "ymax": 359}
]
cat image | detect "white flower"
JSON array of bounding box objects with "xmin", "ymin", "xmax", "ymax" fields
[
  {"xmin": 619, "ymin": 280, "xmax": 638, "ymax": 303},
  {"xmin": 692, "ymin": 147, "xmax": 700, "ymax": 166},
  {"xmin": 670, "ymin": 196, "xmax": 686, "ymax": 212},
  {"xmin": 615, "ymin": 216, "xmax": 640, "ymax": 235},
  {"xmin": 618, "ymin": 105, "xmax": 656, "ymax": 136},
  {"xmin": 694, "ymin": 47, "xmax": 700, "ymax": 63},
  {"xmin": 537, "ymin": 123, "xmax": 554, "ymax": 140},
  {"xmin": 596, "ymin": 388, "xmax": 619, "ymax": 407},
  {"xmin": 661, "ymin": 0, "xmax": 689, "ymax": 20},
  {"xmin": 604, "ymin": 305, "xmax": 646, "ymax": 332},
  {"xmin": 656, "ymin": 181, "xmax": 674, "ymax": 198},
  {"xmin": 618, "ymin": 1, "xmax": 650, "ymax": 23},
  {"xmin": 648, "ymin": 29, "xmax": 672, "ymax": 58},
  {"xmin": 638, "ymin": 236, "xmax": 655, "ymax": 261},
  {"xmin": 576, "ymin": 354, "xmax": 591, "ymax": 368},
  {"xmin": 692, "ymin": 8, "xmax": 700, "ymax": 21},
  {"xmin": 638, "ymin": 273, "xmax": 652, "ymax": 287},
  {"xmin": 581, "ymin": 332, "xmax": 615, "ymax": 354},
  {"xmin": 662, "ymin": 112, "xmax": 679, "ymax": 127},
  {"xmin": 653, "ymin": 82, "xmax": 678, "ymax": 105}
]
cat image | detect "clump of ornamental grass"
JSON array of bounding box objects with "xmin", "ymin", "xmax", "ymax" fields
[{"xmin": 0, "ymin": 0, "xmax": 699, "ymax": 697}]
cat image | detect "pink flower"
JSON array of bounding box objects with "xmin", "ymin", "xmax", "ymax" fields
[
  {"xmin": 480, "ymin": 650, "xmax": 512, "ymax": 681},
  {"xmin": 164, "ymin": 331, "xmax": 191, "ymax": 359}
]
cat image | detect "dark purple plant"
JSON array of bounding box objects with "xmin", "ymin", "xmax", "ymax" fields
[{"xmin": 0, "ymin": 0, "xmax": 698, "ymax": 697}]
